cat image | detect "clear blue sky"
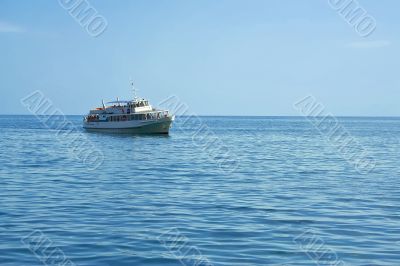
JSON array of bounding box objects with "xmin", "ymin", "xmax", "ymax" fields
[{"xmin": 1, "ymin": 0, "xmax": 399, "ymax": 116}]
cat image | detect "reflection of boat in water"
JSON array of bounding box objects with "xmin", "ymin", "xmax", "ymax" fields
[{"xmin": 83, "ymin": 82, "xmax": 174, "ymax": 134}]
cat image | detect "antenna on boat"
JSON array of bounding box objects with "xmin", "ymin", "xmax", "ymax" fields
[
  {"xmin": 102, "ymin": 99, "xmax": 105, "ymax": 110},
  {"xmin": 130, "ymin": 78, "xmax": 138, "ymax": 101}
]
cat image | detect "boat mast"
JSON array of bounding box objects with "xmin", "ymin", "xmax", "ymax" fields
[{"xmin": 130, "ymin": 78, "xmax": 138, "ymax": 101}]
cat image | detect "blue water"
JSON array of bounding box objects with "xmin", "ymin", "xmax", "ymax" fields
[{"xmin": 0, "ymin": 115, "xmax": 399, "ymax": 266}]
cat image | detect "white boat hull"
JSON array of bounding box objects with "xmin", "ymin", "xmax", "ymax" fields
[{"xmin": 83, "ymin": 117, "xmax": 174, "ymax": 134}]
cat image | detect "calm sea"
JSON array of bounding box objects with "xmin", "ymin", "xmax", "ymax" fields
[{"xmin": 0, "ymin": 115, "xmax": 399, "ymax": 266}]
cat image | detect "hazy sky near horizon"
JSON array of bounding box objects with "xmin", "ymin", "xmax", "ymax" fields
[{"xmin": 0, "ymin": 0, "xmax": 399, "ymax": 116}]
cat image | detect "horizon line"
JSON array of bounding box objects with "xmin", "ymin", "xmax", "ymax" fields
[{"xmin": 1, "ymin": 114, "xmax": 400, "ymax": 118}]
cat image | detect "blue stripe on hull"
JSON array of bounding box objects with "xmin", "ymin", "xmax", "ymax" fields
[{"xmin": 84, "ymin": 120, "xmax": 172, "ymax": 134}]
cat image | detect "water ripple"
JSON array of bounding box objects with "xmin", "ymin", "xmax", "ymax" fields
[{"xmin": 0, "ymin": 116, "xmax": 399, "ymax": 265}]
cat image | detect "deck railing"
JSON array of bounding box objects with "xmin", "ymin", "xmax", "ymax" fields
[{"xmin": 85, "ymin": 111, "xmax": 170, "ymax": 122}]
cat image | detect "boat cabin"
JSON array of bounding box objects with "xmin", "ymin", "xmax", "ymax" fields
[{"xmin": 85, "ymin": 98, "xmax": 170, "ymax": 123}]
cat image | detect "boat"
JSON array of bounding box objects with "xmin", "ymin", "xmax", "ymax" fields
[{"xmin": 83, "ymin": 83, "xmax": 174, "ymax": 134}]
